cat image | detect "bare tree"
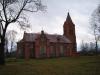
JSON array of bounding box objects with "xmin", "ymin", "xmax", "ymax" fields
[
  {"xmin": 90, "ymin": 4, "xmax": 100, "ymax": 55},
  {"xmin": 91, "ymin": 23, "xmax": 98, "ymax": 55},
  {"xmin": 6, "ymin": 30, "xmax": 17, "ymax": 54},
  {"xmin": 80, "ymin": 40, "xmax": 89, "ymax": 55},
  {"xmin": 0, "ymin": 0, "xmax": 46, "ymax": 65}
]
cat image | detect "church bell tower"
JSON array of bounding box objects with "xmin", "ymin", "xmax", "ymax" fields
[{"xmin": 63, "ymin": 12, "xmax": 77, "ymax": 52}]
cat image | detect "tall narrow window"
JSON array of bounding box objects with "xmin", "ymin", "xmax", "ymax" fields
[
  {"xmin": 60, "ymin": 45, "xmax": 64, "ymax": 56},
  {"xmin": 30, "ymin": 48, "xmax": 35, "ymax": 58},
  {"xmin": 50, "ymin": 45, "xmax": 56, "ymax": 57},
  {"xmin": 40, "ymin": 34, "xmax": 46, "ymax": 57}
]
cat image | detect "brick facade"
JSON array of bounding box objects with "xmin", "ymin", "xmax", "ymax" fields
[{"xmin": 16, "ymin": 12, "xmax": 77, "ymax": 59}]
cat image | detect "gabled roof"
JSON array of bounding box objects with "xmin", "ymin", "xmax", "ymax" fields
[{"xmin": 23, "ymin": 32, "xmax": 71, "ymax": 43}]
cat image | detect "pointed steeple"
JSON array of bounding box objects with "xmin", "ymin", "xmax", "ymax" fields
[
  {"xmin": 66, "ymin": 12, "xmax": 74, "ymax": 24},
  {"xmin": 66, "ymin": 12, "xmax": 71, "ymax": 20}
]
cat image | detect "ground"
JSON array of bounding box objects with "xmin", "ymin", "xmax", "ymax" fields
[{"xmin": 0, "ymin": 56, "xmax": 100, "ymax": 75}]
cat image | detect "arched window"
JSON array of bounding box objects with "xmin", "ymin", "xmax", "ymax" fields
[
  {"xmin": 40, "ymin": 45, "xmax": 46, "ymax": 56},
  {"xmin": 50, "ymin": 45, "xmax": 56, "ymax": 57},
  {"xmin": 60, "ymin": 45, "xmax": 64, "ymax": 56},
  {"xmin": 40, "ymin": 35, "xmax": 46, "ymax": 57}
]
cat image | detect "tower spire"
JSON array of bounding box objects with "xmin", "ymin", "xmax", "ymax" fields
[{"xmin": 66, "ymin": 12, "xmax": 73, "ymax": 24}]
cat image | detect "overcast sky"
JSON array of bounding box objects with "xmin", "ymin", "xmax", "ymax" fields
[{"xmin": 8, "ymin": 0, "xmax": 100, "ymax": 50}]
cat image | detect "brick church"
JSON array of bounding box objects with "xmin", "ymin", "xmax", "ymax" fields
[{"xmin": 16, "ymin": 12, "xmax": 77, "ymax": 59}]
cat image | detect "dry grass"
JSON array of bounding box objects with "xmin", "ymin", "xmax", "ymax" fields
[{"xmin": 0, "ymin": 56, "xmax": 100, "ymax": 75}]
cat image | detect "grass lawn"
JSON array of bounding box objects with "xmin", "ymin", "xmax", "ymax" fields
[{"xmin": 0, "ymin": 56, "xmax": 100, "ymax": 75}]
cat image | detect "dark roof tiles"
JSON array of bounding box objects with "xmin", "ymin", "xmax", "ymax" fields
[{"xmin": 23, "ymin": 33, "xmax": 71, "ymax": 43}]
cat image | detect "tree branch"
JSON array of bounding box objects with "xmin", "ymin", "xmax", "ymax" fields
[
  {"xmin": 23, "ymin": 8, "xmax": 38, "ymax": 12},
  {"xmin": 2, "ymin": 0, "xmax": 8, "ymax": 22},
  {"xmin": 0, "ymin": 12, "xmax": 6, "ymax": 22},
  {"xmin": 11, "ymin": 0, "xmax": 29, "ymax": 23},
  {"xmin": 0, "ymin": 21, "xmax": 4, "ymax": 30},
  {"xmin": 0, "ymin": 21, "xmax": 3, "ymax": 39}
]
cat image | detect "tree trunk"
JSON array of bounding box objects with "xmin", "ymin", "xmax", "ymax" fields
[
  {"xmin": 95, "ymin": 41, "xmax": 98, "ymax": 55},
  {"xmin": 0, "ymin": 23, "xmax": 9, "ymax": 65},
  {"xmin": 10, "ymin": 41, "xmax": 13, "ymax": 56},
  {"xmin": 0, "ymin": 39, "xmax": 5, "ymax": 65}
]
